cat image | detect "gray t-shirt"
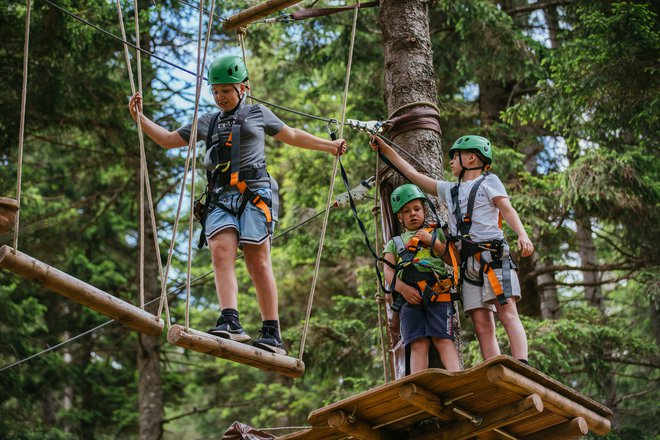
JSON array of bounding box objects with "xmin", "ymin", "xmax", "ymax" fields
[
  {"xmin": 176, "ymin": 103, "xmax": 284, "ymax": 186},
  {"xmin": 436, "ymin": 174, "xmax": 508, "ymax": 241}
]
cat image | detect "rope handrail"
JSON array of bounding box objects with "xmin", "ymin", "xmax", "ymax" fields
[
  {"xmin": 12, "ymin": 0, "xmax": 32, "ymax": 253},
  {"xmin": 297, "ymin": 1, "xmax": 361, "ymax": 363},
  {"xmin": 115, "ymin": 0, "xmax": 171, "ymax": 322}
]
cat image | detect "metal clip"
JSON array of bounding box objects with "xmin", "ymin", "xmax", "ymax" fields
[{"xmin": 327, "ymin": 119, "xmax": 339, "ymax": 140}]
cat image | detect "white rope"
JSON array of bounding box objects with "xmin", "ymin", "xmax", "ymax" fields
[
  {"xmin": 298, "ymin": 1, "xmax": 361, "ymax": 362},
  {"xmin": 116, "ymin": 0, "xmax": 171, "ymax": 321},
  {"xmin": 12, "ymin": 0, "xmax": 32, "ymax": 253}
]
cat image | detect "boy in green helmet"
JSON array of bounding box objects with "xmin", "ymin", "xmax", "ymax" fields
[
  {"xmin": 371, "ymin": 135, "xmax": 533, "ymax": 365},
  {"xmin": 383, "ymin": 183, "xmax": 460, "ymax": 374},
  {"xmin": 128, "ymin": 55, "xmax": 347, "ymax": 355}
]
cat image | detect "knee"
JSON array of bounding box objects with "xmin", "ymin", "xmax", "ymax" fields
[
  {"xmin": 244, "ymin": 248, "xmax": 271, "ymax": 274},
  {"xmin": 497, "ymin": 303, "xmax": 521, "ymax": 327}
]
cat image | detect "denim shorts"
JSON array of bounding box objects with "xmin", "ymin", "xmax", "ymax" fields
[
  {"xmin": 205, "ymin": 187, "xmax": 274, "ymax": 246},
  {"xmin": 400, "ymin": 301, "xmax": 454, "ymax": 347}
]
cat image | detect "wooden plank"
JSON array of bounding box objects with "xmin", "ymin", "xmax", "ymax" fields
[
  {"xmin": 525, "ymin": 417, "xmax": 589, "ymax": 440},
  {"xmin": 167, "ymin": 324, "xmax": 304, "ymax": 378},
  {"xmin": 486, "ymin": 364, "xmax": 611, "ymax": 435},
  {"xmin": 435, "ymin": 394, "xmax": 544, "ymax": 440},
  {"xmin": 327, "ymin": 410, "xmax": 384, "ymax": 440},
  {"xmin": 0, "ymin": 245, "xmax": 164, "ymax": 336},
  {"xmin": 398, "ymin": 383, "xmax": 454, "ymax": 421},
  {"xmin": 0, "ymin": 197, "xmax": 19, "ymax": 234},
  {"xmin": 223, "ymin": 0, "xmax": 304, "ymax": 31}
]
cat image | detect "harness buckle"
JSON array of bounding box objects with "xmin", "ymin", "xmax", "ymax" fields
[{"xmin": 407, "ymin": 237, "xmax": 420, "ymax": 253}]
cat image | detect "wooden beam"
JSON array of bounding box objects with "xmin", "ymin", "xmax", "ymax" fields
[
  {"xmin": 398, "ymin": 383, "xmax": 454, "ymax": 421},
  {"xmin": 223, "ymin": 0, "xmax": 304, "ymax": 31},
  {"xmin": 327, "ymin": 410, "xmax": 382, "ymax": 440},
  {"xmin": 525, "ymin": 417, "xmax": 589, "ymax": 440},
  {"xmin": 487, "ymin": 364, "xmax": 611, "ymax": 435},
  {"xmin": 0, "ymin": 197, "xmax": 19, "ymax": 234},
  {"xmin": 167, "ymin": 324, "xmax": 304, "ymax": 378},
  {"xmin": 0, "ymin": 245, "xmax": 164, "ymax": 336},
  {"xmin": 436, "ymin": 394, "xmax": 543, "ymax": 440}
]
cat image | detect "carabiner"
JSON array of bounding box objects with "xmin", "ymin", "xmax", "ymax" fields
[{"xmin": 327, "ymin": 119, "xmax": 339, "ymax": 140}]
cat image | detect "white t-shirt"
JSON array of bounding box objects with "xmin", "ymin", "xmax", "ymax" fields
[{"xmin": 436, "ymin": 174, "xmax": 508, "ymax": 241}]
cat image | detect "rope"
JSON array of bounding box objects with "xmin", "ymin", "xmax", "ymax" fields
[
  {"xmin": 371, "ymin": 154, "xmax": 390, "ymax": 383},
  {"xmin": 134, "ymin": 0, "xmax": 145, "ymax": 310},
  {"xmin": 237, "ymin": 28, "xmax": 252, "ymax": 104},
  {"xmin": 387, "ymin": 100, "xmax": 442, "ymax": 121},
  {"xmin": 43, "ymin": 0, "xmax": 341, "ymax": 128},
  {"xmin": 115, "ymin": 0, "xmax": 171, "ymax": 321},
  {"xmin": 115, "ymin": 0, "xmax": 146, "ymax": 310},
  {"xmin": 12, "ymin": 0, "xmax": 32, "ymax": 253},
  {"xmin": 184, "ymin": 0, "xmax": 216, "ymax": 330},
  {"xmin": 298, "ymin": 1, "xmax": 360, "ymax": 362}
]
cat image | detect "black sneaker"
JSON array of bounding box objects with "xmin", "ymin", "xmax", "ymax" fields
[
  {"xmin": 207, "ymin": 316, "xmax": 251, "ymax": 342},
  {"xmin": 252, "ymin": 326, "xmax": 287, "ymax": 355}
]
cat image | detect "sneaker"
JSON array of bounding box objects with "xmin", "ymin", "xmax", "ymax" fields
[
  {"xmin": 207, "ymin": 316, "xmax": 251, "ymax": 342},
  {"xmin": 252, "ymin": 326, "xmax": 287, "ymax": 355}
]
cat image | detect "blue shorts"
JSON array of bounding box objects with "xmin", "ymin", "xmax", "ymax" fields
[
  {"xmin": 205, "ymin": 187, "xmax": 274, "ymax": 246},
  {"xmin": 399, "ymin": 301, "xmax": 454, "ymax": 347}
]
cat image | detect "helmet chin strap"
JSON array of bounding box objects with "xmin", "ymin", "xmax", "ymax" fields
[
  {"xmin": 229, "ymin": 83, "xmax": 250, "ymax": 112},
  {"xmin": 457, "ymin": 152, "xmax": 485, "ymax": 183}
]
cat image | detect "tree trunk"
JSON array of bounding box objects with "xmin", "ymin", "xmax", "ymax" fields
[
  {"xmin": 137, "ymin": 176, "xmax": 164, "ymax": 440},
  {"xmin": 575, "ymin": 216, "xmax": 605, "ymax": 312},
  {"xmin": 538, "ymin": 256, "xmax": 560, "ymax": 319},
  {"xmin": 379, "ymin": 0, "xmax": 456, "ymax": 378}
]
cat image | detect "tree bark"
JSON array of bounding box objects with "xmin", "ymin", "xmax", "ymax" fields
[
  {"xmin": 137, "ymin": 174, "xmax": 164, "ymax": 440},
  {"xmin": 379, "ymin": 0, "xmax": 456, "ymax": 378},
  {"xmin": 575, "ymin": 216, "xmax": 605, "ymax": 312}
]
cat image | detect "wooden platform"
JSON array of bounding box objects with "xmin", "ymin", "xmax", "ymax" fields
[
  {"xmin": 168, "ymin": 325, "xmax": 305, "ymax": 378},
  {"xmin": 0, "ymin": 197, "xmax": 19, "ymax": 234},
  {"xmin": 276, "ymin": 356, "xmax": 612, "ymax": 440}
]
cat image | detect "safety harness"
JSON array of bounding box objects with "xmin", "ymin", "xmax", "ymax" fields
[
  {"xmin": 195, "ymin": 103, "xmax": 276, "ymax": 248},
  {"xmin": 447, "ymin": 173, "xmax": 516, "ymax": 306},
  {"xmin": 389, "ymin": 227, "xmax": 454, "ymax": 312}
]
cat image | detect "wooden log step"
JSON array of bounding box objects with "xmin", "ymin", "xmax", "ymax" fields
[
  {"xmin": 0, "ymin": 245, "xmax": 164, "ymax": 336},
  {"xmin": 434, "ymin": 394, "xmax": 544, "ymax": 440},
  {"xmin": 486, "ymin": 364, "xmax": 611, "ymax": 435},
  {"xmin": 398, "ymin": 383, "xmax": 455, "ymax": 422},
  {"xmin": 525, "ymin": 417, "xmax": 589, "ymax": 440},
  {"xmin": 223, "ymin": 0, "xmax": 304, "ymax": 31},
  {"xmin": 0, "ymin": 197, "xmax": 19, "ymax": 234},
  {"xmin": 167, "ymin": 324, "xmax": 305, "ymax": 378}
]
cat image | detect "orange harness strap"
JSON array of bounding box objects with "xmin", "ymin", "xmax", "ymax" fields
[{"xmin": 474, "ymin": 253, "xmax": 506, "ymax": 303}]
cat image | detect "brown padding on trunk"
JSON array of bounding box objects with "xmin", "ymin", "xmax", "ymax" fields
[{"xmin": 383, "ymin": 107, "xmax": 442, "ymax": 140}]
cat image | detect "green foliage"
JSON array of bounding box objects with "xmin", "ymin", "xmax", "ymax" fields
[{"xmin": 1, "ymin": 0, "xmax": 658, "ymax": 438}]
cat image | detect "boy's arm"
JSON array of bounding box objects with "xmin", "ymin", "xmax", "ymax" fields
[
  {"xmin": 370, "ymin": 136, "xmax": 438, "ymax": 195},
  {"xmin": 383, "ymin": 253, "xmax": 423, "ymax": 305},
  {"xmin": 494, "ymin": 196, "xmax": 534, "ymax": 257},
  {"xmin": 414, "ymin": 229, "xmax": 452, "ymax": 265},
  {"xmin": 129, "ymin": 93, "xmax": 187, "ymax": 149},
  {"xmin": 273, "ymin": 125, "xmax": 347, "ymax": 156}
]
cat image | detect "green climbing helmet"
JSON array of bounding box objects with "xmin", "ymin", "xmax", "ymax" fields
[
  {"xmin": 208, "ymin": 55, "xmax": 249, "ymax": 85},
  {"xmin": 449, "ymin": 135, "xmax": 493, "ymax": 165},
  {"xmin": 391, "ymin": 184, "xmax": 427, "ymax": 214}
]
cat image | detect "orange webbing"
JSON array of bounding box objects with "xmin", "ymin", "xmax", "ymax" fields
[
  {"xmin": 448, "ymin": 242, "xmax": 460, "ymax": 285},
  {"xmin": 234, "ymin": 181, "xmax": 272, "ymax": 223},
  {"xmin": 482, "ymin": 263, "xmax": 504, "ymax": 296}
]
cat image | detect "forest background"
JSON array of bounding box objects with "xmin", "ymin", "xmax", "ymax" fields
[{"xmin": 0, "ymin": 0, "xmax": 658, "ymax": 439}]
